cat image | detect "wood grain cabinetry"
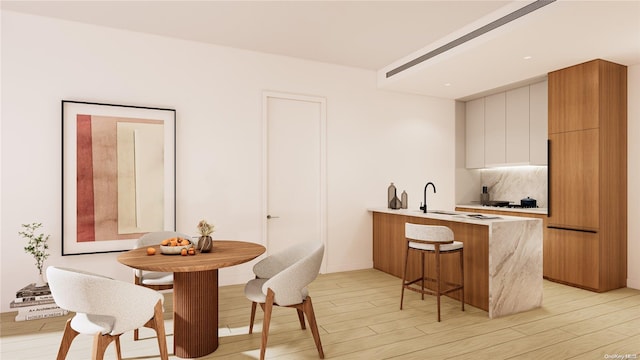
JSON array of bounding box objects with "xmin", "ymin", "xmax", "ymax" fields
[
  {"xmin": 545, "ymin": 228, "xmax": 599, "ymax": 290},
  {"xmin": 547, "ymin": 59, "xmax": 627, "ymax": 292},
  {"xmin": 548, "ymin": 129, "xmax": 599, "ymax": 231}
]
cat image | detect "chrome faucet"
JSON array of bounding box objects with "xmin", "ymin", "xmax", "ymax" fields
[{"xmin": 420, "ymin": 182, "xmax": 436, "ymax": 213}]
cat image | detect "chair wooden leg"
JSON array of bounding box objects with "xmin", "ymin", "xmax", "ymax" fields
[
  {"xmin": 249, "ymin": 301, "xmax": 257, "ymax": 334},
  {"xmin": 91, "ymin": 333, "xmax": 119, "ymax": 360},
  {"xmin": 143, "ymin": 300, "xmax": 169, "ymax": 360},
  {"xmin": 133, "ymin": 328, "xmax": 140, "ymax": 341},
  {"xmin": 400, "ymin": 244, "xmax": 410, "ymax": 310},
  {"xmin": 302, "ymin": 296, "xmax": 324, "ymax": 359},
  {"xmin": 296, "ymin": 308, "xmax": 306, "ymax": 330},
  {"xmin": 56, "ymin": 319, "xmax": 80, "ymax": 360},
  {"xmin": 260, "ymin": 289, "xmax": 275, "ymax": 360},
  {"xmin": 114, "ymin": 336, "xmax": 122, "ymax": 360},
  {"xmin": 460, "ymin": 248, "xmax": 465, "ymax": 312}
]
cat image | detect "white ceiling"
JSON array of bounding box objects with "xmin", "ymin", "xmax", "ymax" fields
[{"xmin": 2, "ymin": 1, "xmax": 639, "ymax": 100}]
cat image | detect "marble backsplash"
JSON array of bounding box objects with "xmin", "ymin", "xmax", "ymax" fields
[{"xmin": 480, "ymin": 167, "xmax": 548, "ymax": 208}]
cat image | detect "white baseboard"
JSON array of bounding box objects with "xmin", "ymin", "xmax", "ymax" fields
[{"xmin": 627, "ymin": 277, "xmax": 640, "ymax": 290}]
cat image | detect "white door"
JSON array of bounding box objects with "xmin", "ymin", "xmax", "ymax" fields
[{"xmin": 263, "ymin": 92, "xmax": 326, "ymax": 269}]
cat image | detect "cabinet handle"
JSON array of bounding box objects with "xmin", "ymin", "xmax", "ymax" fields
[
  {"xmin": 547, "ymin": 225, "xmax": 597, "ymax": 234},
  {"xmin": 547, "ymin": 139, "xmax": 551, "ymax": 218},
  {"xmin": 267, "ymin": 215, "xmax": 280, "ymax": 219}
]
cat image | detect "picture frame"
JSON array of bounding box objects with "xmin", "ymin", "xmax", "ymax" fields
[{"xmin": 62, "ymin": 100, "xmax": 176, "ymax": 255}]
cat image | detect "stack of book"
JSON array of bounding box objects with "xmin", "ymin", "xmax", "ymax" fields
[{"xmin": 10, "ymin": 283, "xmax": 68, "ymax": 321}]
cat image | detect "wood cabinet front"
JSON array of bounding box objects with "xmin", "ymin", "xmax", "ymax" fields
[
  {"xmin": 548, "ymin": 129, "xmax": 599, "ymax": 231},
  {"xmin": 546, "ymin": 59, "xmax": 627, "ymax": 292},
  {"xmin": 548, "ymin": 60, "xmax": 600, "ymax": 133},
  {"xmin": 545, "ymin": 228, "xmax": 599, "ymax": 290}
]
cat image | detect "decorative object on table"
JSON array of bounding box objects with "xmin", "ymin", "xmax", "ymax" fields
[
  {"xmin": 389, "ymin": 189, "xmax": 402, "ymax": 210},
  {"xmin": 61, "ymin": 100, "xmax": 176, "ymax": 255},
  {"xmin": 387, "ymin": 182, "xmax": 397, "ymax": 209},
  {"xmin": 11, "ymin": 282, "xmax": 68, "ymax": 321},
  {"xmin": 197, "ymin": 219, "xmax": 215, "ymax": 253},
  {"xmin": 481, "ymin": 185, "xmax": 490, "ymax": 205},
  {"xmin": 401, "ymin": 190, "xmax": 408, "ymax": 209},
  {"xmin": 19, "ymin": 222, "xmax": 50, "ymax": 286},
  {"xmin": 160, "ymin": 237, "xmax": 193, "ymax": 255}
]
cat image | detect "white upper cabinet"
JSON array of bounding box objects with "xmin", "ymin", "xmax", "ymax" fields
[
  {"xmin": 465, "ymin": 98, "xmax": 485, "ymax": 169},
  {"xmin": 465, "ymin": 80, "xmax": 548, "ymax": 168},
  {"xmin": 529, "ymin": 80, "xmax": 548, "ymax": 165},
  {"xmin": 484, "ymin": 92, "xmax": 506, "ymax": 166},
  {"xmin": 506, "ymin": 86, "xmax": 530, "ymax": 164}
]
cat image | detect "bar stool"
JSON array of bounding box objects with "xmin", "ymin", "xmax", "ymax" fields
[{"xmin": 400, "ymin": 223, "xmax": 464, "ymax": 321}]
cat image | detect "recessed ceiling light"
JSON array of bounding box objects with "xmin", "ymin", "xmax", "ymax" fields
[
  {"xmin": 444, "ymin": 83, "xmax": 452, "ymax": 87},
  {"xmin": 523, "ymin": 56, "xmax": 533, "ymax": 60}
]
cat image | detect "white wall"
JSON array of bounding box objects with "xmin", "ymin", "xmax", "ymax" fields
[
  {"xmin": 628, "ymin": 64, "xmax": 640, "ymax": 289},
  {"xmin": 0, "ymin": 11, "xmax": 455, "ymax": 312}
]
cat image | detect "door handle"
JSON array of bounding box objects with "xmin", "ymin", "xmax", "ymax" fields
[
  {"xmin": 267, "ymin": 215, "xmax": 280, "ymax": 219},
  {"xmin": 547, "ymin": 139, "xmax": 551, "ymax": 218}
]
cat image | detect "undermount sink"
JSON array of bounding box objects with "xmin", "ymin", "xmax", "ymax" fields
[{"xmin": 428, "ymin": 210, "xmax": 461, "ymax": 215}]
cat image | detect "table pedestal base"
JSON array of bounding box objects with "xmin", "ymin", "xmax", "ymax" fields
[{"xmin": 173, "ymin": 269, "xmax": 219, "ymax": 358}]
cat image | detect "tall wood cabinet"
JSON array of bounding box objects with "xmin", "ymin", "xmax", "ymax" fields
[{"xmin": 546, "ymin": 59, "xmax": 627, "ymax": 292}]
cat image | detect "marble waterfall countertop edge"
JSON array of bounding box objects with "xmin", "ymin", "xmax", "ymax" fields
[
  {"xmin": 367, "ymin": 208, "xmax": 540, "ymax": 225},
  {"xmin": 456, "ymin": 204, "xmax": 548, "ymax": 215}
]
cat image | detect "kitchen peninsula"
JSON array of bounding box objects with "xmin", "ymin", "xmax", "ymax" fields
[{"xmin": 369, "ymin": 208, "xmax": 542, "ymax": 318}]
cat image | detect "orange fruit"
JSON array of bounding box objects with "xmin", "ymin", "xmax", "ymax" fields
[
  {"xmin": 170, "ymin": 239, "xmax": 178, "ymax": 247},
  {"xmin": 146, "ymin": 247, "xmax": 156, "ymax": 255},
  {"xmin": 188, "ymin": 248, "xmax": 195, "ymax": 255},
  {"xmin": 180, "ymin": 239, "xmax": 190, "ymax": 246},
  {"xmin": 180, "ymin": 248, "xmax": 188, "ymax": 256},
  {"xmin": 160, "ymin": 239, "xmax": 170, "ymax": 246}
]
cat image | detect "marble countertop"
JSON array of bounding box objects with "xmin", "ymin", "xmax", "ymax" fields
[
  {"xmin": 456, "ymin": 204, "xmax": 548, "ymax": 215},
  {"xmin": 368, "ymin": 208, "xmax": 541, "ymax": 226}
]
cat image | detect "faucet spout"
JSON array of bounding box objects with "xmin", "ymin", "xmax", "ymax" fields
[{"xmin": 420, "ymin": 182, "xmax": 436, "ymax": 213}]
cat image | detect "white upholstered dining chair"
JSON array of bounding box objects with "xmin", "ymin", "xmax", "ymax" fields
[
  {"xmin": 245, "ymin": 241, "xmax": 325, "ymax": 360},
  {"xmin": 133, "ymin": 230, "xmax": 191, "ymax": 291},
  {"xmin": 46, "ymin": 266, "xmax": 168, "ymax": 360},
  {"xmin": 133, "ymin": 230, "xmax": 190, "ymax": 340},
  {"xmin": 400, "ymin": 223, "xmax": 464, "ymax": 322}
]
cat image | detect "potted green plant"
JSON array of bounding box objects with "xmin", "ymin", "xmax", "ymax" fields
[
  {"xmin": 196, "ymin": 220, "xmax": 215, "ymax": 253},
  {"xmin": 19, "ymin": 222, "xmax": 50, "ymax": 286}
]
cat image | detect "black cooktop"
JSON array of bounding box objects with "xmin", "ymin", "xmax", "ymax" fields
[{"xmin": 483, "ymin": 201, "xmax": 538, "ymax": 209}]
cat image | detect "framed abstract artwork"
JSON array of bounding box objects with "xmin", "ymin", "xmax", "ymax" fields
[{"xmin": 62, "ymin": 100, "xmax": 176, "ymax": 255}]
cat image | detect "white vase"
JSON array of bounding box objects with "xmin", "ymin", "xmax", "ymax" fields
[{"xmin": 35, "ymin": 272, "xmax": 47, "ymax": 287}]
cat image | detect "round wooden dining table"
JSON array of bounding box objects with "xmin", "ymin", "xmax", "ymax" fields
[{"xmin": 118, "ymin": 240, "xmax": 265, "ymax": 359}]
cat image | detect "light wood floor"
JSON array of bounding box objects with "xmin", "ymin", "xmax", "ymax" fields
[{"xmin": 1, "ymin": 269, "xmax": 639, "ymax": 359}]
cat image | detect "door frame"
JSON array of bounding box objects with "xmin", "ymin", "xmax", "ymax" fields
[{"xmin": 261, "ymin": 91, "xmax": 327, "ymax": 273}]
